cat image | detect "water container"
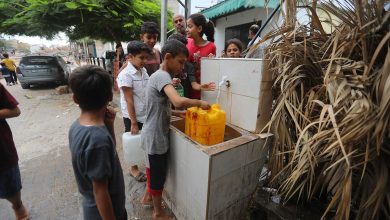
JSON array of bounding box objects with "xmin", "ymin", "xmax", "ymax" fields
[
  {"xmin": 122, "ymin": 132, "xmax": 144, "ymax": 165},
  {"xmin": 175, "ymin": 83, "xmax": 184, "ymax": 97},
  {"xmin": 185, "ymin": 104, "xmax": 226, "ymax": 146}
]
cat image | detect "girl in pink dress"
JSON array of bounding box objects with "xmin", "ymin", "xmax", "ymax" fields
[{"xmin": 186, "ymin": 13, "xmax": 216, "ymax": 99}]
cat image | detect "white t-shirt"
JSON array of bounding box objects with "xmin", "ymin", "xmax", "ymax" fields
[{"xmin": 117, "ymin": 62, "xmax": 149, "ymax": 123}]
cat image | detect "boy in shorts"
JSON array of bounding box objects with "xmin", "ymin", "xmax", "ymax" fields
[
  {"xmin": 0, "ymin": 83, "xmax": 29, "ymax": 220},
  {"xmin": 68, "ymin": 65, "xmax": 126, "ymax": 220},
  {"xmin": 141, "ymin": 40, "xmax": 210, "ymax": 219}
]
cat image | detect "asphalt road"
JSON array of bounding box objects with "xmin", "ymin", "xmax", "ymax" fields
[{"xmin": 0, "ymin": 78, "xmax": 168, "ymax": 219}]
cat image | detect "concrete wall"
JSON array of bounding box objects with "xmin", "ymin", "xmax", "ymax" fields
[
  {"xmin": 94, "ymin": 41, "xmax": 115, "ymax": 58},
  {"xmin": 165, "ymin": 120, "xmax": 267, "ymax": 220},
  {"xmin": 213, "ymin": 8, "xmax": 281, "ymax": 57}
]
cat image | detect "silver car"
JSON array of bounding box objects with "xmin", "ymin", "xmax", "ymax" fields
[{"xmin": 16, "ymin": 55, "xmax": 71, "ymax": 89}]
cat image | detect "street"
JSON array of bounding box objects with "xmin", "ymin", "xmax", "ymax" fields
[{"xmin": 0, "ymin": 78, "xmax": 164, "ymax": 219}]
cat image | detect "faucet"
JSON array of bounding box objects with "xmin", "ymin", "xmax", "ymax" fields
[{"xmin": 219, "ymin": 75, "xmax": 231, "ymax": 88}]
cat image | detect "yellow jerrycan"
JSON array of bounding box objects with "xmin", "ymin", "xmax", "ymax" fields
[{"xmin": 185, "ymin": 104, "xmax": 226, "ymax": 146}]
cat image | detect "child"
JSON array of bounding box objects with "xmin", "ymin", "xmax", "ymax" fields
[
  {"xmin": 186, "ymin": 13, "xmax": 216, "ymax": 99},
  {"xmin": 68, "ymin": 65, "xmax": 126, "ymax": 220},
  {"xmin": 224, "ymin": 38, "xmax": 244, "ymax": 58},
  {"xmin": 167, "ymin": 33, "xmax": 216, "ymax": 98},
  {"xmin": 140, "ymin": 21, "xmax": 161, "ymax": 76},
  {"xmin": 0, "ymin": 62, "xmax": 15, "ymax": 86},
  {"xmin": 117, "ymin": 22, "xmax": 161, "ymax": 76},
  {"xmin": 140, "ymin": 39, "xmax": 210, "ymax": 219},
  {"xmin": 1, "ymin": 53, "xmax": 18, "ymax": 84},
  {"xmin": 0, "ymin": 83, "xmax": 29, "ymax": 220},
  {"xmin": 117, "ymin": 41, "xmax": 151, "ymax": 182}
]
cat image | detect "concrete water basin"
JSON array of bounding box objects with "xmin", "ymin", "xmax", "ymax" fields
[{"xmin": 164, "ymin": 119, "xmax": 268, "ymax": 220}]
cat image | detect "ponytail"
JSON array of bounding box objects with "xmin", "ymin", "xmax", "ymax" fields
[
  {"xmin": 188, "ymin": 13, "xmax": 215, "ymax": 42},
  {"xmin": 204, "ymin": 20, "xmax": 215, "ymax": 42}
]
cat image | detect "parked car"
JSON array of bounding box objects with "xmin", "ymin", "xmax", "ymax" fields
[
  {"xmin": 16, "ymin": 55, "xmax": 71, "ymax": 89},
  {"xmin": 101, "ymin": 50, "xmax": 116, "ymax": 74}
]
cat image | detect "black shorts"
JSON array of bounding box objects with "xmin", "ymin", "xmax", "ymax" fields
[
  {"xmin": 123, "ymin": 117, "xmax": 143, "ymax": 132},
  {"xmin": 146, "ymin": 153, "xmax": 168, "ymax": 196},
  {"xmin": 0, "ymin": 164, "xmax": 22, "ymax": 199}
]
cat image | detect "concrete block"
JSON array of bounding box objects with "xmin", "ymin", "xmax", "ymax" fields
[{"xmin": 210, "ymin": 143, "xmax": 247, "ymax": 181}]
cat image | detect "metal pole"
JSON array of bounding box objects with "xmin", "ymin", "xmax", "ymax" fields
[
  {"xmin": 185, "ymin": 0, "xmax": 191, "ymax": 19},
  {"xmin": 247, "ymin": 3, "xmax": 282, "ymax": 49},
  {"xmin": 161, "ymin": 0, "xmax": 168, "ymax": 47}
]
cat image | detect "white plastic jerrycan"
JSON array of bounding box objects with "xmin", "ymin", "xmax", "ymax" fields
[{"xmin": 122, "ymin": 132, "xmax": 144, "ymax": 165}]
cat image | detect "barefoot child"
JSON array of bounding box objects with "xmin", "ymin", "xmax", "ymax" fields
[
  {"xmin": 117, "ymin": 41, "xmax": 151, "ymax": 182},
  {"xmin": 68, "ymin": 65, "xmax": 126, "ymax": 220},
  {"xmin": 0, "ymin": 83, "xmax": 29, "ymax": 220},
  {"xmin": 141, "ymin": 40, "xmax": 210, "ymax": 219}
]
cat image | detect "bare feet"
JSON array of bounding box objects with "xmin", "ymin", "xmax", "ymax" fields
[
  {"xmin": 152, "ymin": 211, "xmax": 173, "ymax": 220},
  {"xmin": 13, "ymin": 203, "xmax": 29, "ymax": 220}
]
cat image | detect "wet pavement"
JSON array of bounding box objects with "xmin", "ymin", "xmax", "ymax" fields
[{"xmin": 0, "ymin": 78, "xmax": 173, "ymax": 220}]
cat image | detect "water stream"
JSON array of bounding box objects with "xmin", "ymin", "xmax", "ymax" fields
[{"xmin": 216, "ymin": 75, "xmax": 228, "ymax": 104}]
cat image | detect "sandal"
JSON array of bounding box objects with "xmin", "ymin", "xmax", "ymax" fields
[
  {"xmin": 140, "ymin": 201, "xmax": 153, "ymax": 208},
  {"xmin": 130, "ymin": 172, "xmax": 147, "ymax": 182}
]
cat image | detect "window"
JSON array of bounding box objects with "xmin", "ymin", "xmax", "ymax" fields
[
  {"xmin": 21, "ymin": 57, "xmax": 57, "ymax": 65},
  {"xmin": 225, "ymin": 21, "xmax": 262, "ymax": 49}
]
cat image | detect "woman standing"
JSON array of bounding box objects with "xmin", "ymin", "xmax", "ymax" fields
[{"xmin": 186, "ymin": 13, "xmax": 216, "ymax": 99}]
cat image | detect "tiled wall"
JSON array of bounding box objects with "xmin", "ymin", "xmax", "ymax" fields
[
  {"xmin": 165, "ymin": 124, "xmax": 269, "ymax": 219},
  {"xmin": 207, "ymin": 139, "xmax": 268, "ymax": 219},
  {"xmin": 164, "ymin": 129, "xmax": 210, "ymax": 220},
  {"xmin": 201, "ymin": 58, "xmax": 271, "ymax": 133}
]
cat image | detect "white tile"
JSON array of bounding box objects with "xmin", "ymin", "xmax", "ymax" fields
[
  {"xmin": 210, "ymin": 143, "xmax": 247, "ymax": 181},
  {"xmin": 165, "ymin": 133, "xmax": 191, "ymax": 219},
  {"xmin": 169, "ymin": 131, "xmax": 188, "ymax": 165},
  {"xmin": 165, "ymin": 163, "xmax": 188, "ymax": 219},
  {"xmin": 230, "ymin": 94, "xmax": 259, "ymax": 132},
  {"xmin": 208, "ymin": 168, "xmax": 244, "ymax": 215},
  {"xmin": 219, "ymin": 59, "xmax": 263, "ymax": 98},
  {"xmin": 187, "ymin": 198, "xmax": 206, "ymax": 220},
  {"xmin": 187, "ymin": 144, "xmax": 210, "ymax": 213},
  {"xmin": 240, "ymin": 160, "xmax": 262, "ymax": 197},
  {"xmin": 201, "ymin": 59, "xmax": 220, "ymax": 86},
  {"xmin": 246, "ymin": 140, "xmax": 263, "ymax": 164}
]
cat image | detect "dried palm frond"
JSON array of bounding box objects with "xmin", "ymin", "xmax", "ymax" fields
[{"xmin": 263, "ymin": 0, "xmax": 390, "ymax": 219}]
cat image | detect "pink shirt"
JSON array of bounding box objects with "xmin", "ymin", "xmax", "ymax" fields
[{"xmin": 186, "ymin": 38, "xmax": 216, "ymax": 99}]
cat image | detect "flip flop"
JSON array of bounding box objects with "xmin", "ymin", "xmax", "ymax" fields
[
  {"xmin": 140, "ymin": 201, "xmax": 153, "ymax": 208},
  {"xmin": 130, "ymin": 172, "xmax": 147, "ymax": 182}
]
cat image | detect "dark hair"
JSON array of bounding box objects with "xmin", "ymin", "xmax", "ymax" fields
[
  {"xmin": 115, "ymin": 43, "xmax": 122, "ymax": 49},
  {"xmin": 161, "ymin": 39, "xmax": 189, "ymax": 60},
  {"xmin": 140, "ymin": 21, "xmax": 159, "ymax": 35},
  {"xmin": 126, "ymin": 41, "xmax": 152, "ymax": 55},
  {"xmin": 224, "ymin": 38, "xmax": 244, "ymax": 53},
  {"xmin": 249, "ymin": 24, "xmax": 259, "ymax": 35},
  {"xmin": 167, "ymin": 33, "xmax": 188, "ymax": 45},
  {"xmin": 188, "ymin": 13, "xmax": 215, "ymax": 42},
  {"xmin": 3, "ymin": 53, "xmax": 9, "ymax": 58},
  {"xmin": 69, "ymin": 65, "xmax": 112, "ymax": 111}
]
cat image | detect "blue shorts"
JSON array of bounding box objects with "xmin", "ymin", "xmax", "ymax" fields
[{"xmin": 0, "ymin": 165, "xmax": 22, "ymax": 199}]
